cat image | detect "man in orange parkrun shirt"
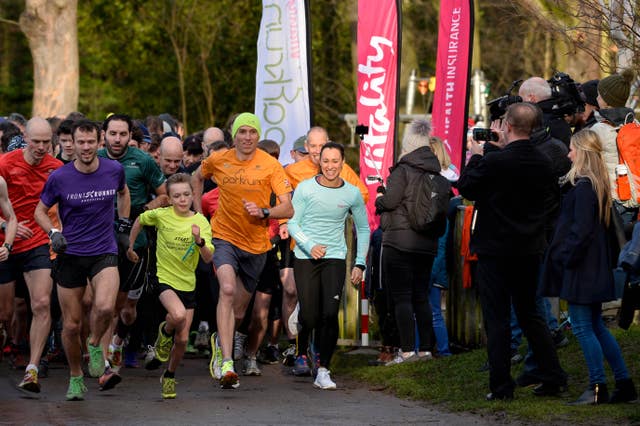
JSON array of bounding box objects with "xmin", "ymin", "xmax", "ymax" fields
[
  {"xmin": 0, "ymin": 117, "xmax": 63, "ymax": 394},
  {"xmin": 281, "ymin": 126, "xmax": 369, "ymax": 375},
  {"xmin": 192, "ymin": 112, "xmax": 293, "ymax": 389}
]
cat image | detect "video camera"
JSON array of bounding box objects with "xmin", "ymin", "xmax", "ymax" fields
[
  {"xmin": 487, "ymin": 80, "xmax": 523, "ymax": 121},
  {"xmin": 547, "ymin": 71, "xmax": 584, "ymax": 117}
]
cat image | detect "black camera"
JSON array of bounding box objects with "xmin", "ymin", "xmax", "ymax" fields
[
  {"xmin": 472, "ymin": 128, "xmax": 499, "ymax": 142},
  {"xmin": 547, "ymin": 72, "xmax": 584, "ymax": 116},
  {"xmin": 487, "ymin": 80, "xmax": 523, "ymax": 121}
]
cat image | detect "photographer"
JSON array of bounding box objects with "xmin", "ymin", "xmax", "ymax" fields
[
  {"xmin": 458, "ymin": 103, "xmax": 567, "ymax": 401},
  {"xmin": 519, "ymin": 77, "xmax": 573, "ymax": 147}
]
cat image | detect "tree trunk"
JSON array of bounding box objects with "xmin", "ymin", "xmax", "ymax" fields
[{"xmin": 19, "ymin": 0, "xmax": 78, "ymax": 118}]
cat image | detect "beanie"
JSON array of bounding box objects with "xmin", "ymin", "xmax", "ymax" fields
[
  {"xmin": 232, "ymin": 113, "xmax": 262, "ymax": 138},
  {"xmin": 400, "ymin": 119, "xmax": 431, "ymax": 157},
  {"xmin": 598, "ymin": 69, "xmax": 635, "ymax": 108},
  {"xmin": 580, "ymin": 79, "xmax": 599, "ymax": 107}
]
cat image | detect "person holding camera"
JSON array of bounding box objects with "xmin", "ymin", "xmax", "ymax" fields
[
  {"xmin": 458, "ymin": 102, "xmax": 567, "ymax": 401},
  {"xmin": 519, "ymin": 77, "xmax": 573, "ymax": 147}
]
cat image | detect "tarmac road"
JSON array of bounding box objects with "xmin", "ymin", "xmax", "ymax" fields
[{"xmin": 0, "ymin": 355, "xmax": 492, "ymax": 426}]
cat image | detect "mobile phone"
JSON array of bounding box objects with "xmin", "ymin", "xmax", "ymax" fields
[{"xmin": 472, "ymin": 128, "xmax": 499, "ymax": 142}]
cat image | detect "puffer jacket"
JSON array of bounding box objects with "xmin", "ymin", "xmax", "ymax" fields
[
  {"xmin": 590, "ymin": 107, "xmax": 636, "ymax": 207},
  {"xmin": 375, "ymin": 146, "xmax": 442, "ymax": 255}
]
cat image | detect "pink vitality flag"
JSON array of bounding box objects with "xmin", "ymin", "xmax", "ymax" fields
[
  {"xmin": 357, "ymin": 0, "xmax": 400, "ymax": 230},
  {"xmin": 431, "ymin": 1, "xmax": 474, "ymax": 172}
]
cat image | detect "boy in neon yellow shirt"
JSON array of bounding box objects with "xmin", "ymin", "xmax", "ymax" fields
[{"xmin": 127, "ymin": 173, "xmax": 213, "ymax": 399}]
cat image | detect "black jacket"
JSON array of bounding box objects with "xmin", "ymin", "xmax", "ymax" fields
[
  {"xmin": 538, "ymin": 98, "xmax": 573, "ymax": 148},
  {"xmin": 375, "ymin": 146, "xmax": 442, "ymax": 255},
  {"xmin": 458, "ymin": 139, "xmax": 555, "ymax": 256},
  {"xmin": 530, "ymin": 127, "xmax": 571, "ymax": 241}
]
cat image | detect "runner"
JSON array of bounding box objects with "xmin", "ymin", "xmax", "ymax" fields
[
  {"xmin": 34, "ymin": 119, "xmax": 131, "ymax": 400},
  {"xmin": 126, "ymin": 173, "xmax": 213, "ymax": 399},
  {"xmin": 97, "ymin": 114, "xmax": 166, "ymax": 375},
  {"xmin": 192, "ymin": 112, "xmax": 292, "ymax": 389},
  {"xmin": 0, "ymin": 117, "xmax": 63, "ymax": 394},
  {"xmin": 283, "ymin": 126, "xmax": 369, "ymax": 373},
  {"xmin": 287, "ymin": 142, "xmax": 369, "ymax": 389}
]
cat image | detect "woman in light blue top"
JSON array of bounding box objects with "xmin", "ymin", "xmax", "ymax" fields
[{"xmin": 288, "ymin": 142, "xmax": 370, "ymax": 390}]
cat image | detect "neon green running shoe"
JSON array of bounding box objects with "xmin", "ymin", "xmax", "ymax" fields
[
  {"xmin": 208, "ymin": 332, "xmax": 222, "ymax": 380},
  {"xmin": 154, "ymin": 322, "xmax": 174, "ymax": 363},
  {"xmin": 86, "ymin": 339, "xmax": 104, "ymax": 378},
  {"xmin": 161, "ymin": 373, "xmax": 177, "ymax": 399},
  {"xmin": 66, "ymin": 376, "xmax": 88, "ymax": 401},
  {"xmin": 220, "ymin": 359, "xmax": 239, "ymax": 389}
]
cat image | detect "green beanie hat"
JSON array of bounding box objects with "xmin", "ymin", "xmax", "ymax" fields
[
  {"xmin": 232, "ymin": 113, "xmax": 262, "ymax": 138},
  {"xmin": 598, "ymin": 69, "xmax": 635, "ymax": 108}
]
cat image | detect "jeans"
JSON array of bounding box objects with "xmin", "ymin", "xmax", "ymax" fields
[
  {"xmin": 429, "ymin": 286, "xmax": 451, "ymax": 356},
  {"xmin": 568, "ymin": 303, "xmax": 630, "ymax": 385}
]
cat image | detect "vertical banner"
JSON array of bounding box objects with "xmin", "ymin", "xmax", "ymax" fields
[
  {"xmin": 431, "ymin": 1, "xmax": 474, "ymax": 172},
  {"xmin": 255, "ymin": 0, "xmax": 312, "ymax": 163},
  {"xmin": 357, "ymin": 0, "xmax": 401, "ymax": 230}
]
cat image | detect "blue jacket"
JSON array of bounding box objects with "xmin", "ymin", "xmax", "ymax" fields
[{"xmin": 540, "ymin": 178, "xmax": 616, "ymax": 304}]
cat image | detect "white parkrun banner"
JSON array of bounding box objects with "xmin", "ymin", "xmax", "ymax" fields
[{"xmin": 255, "ymin": 0, "xmax": 310, "ymax": 164}]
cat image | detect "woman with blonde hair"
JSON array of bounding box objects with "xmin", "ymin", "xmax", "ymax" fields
[{"xmin": 541, "ymin": 129, "xmax": 637, "ymax": 405}]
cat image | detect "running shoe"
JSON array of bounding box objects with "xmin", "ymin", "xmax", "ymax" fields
[
  {"xmin": 18, "ymin": 367, "xmax": 40, "ymax": 393},
  {"xmin": 208, "ymin": 332, "xmax": 223, "ymax": 380},
  {"xmin": 258, "ymin": 345, "xmax": 279, "ymax": 365},
  {"xmin": 124, "ymin": 348, "xmax": 139, "ymax": 368},
  {"xmin": 243, "ymin": 356, "xmax": 262, "ymax": 376},
  {"xmin": 38, "ymin": 359, "xmax": 49, "ymax": 378},
  {"xmin": 292, "ymin": 355, "xmax": 311, "ymax": 376},
  {"xmin": 281, "ymin": 343, "xmax": 296, "ymax": 366},
  {"xmin": 108, "ymin": 344, "xmax": 123, "ymax": 373},
  {"xmin": 194, "ymin": 324, "xmax": 210, "ymax": 351},
  {"xmin": 86, "ymin": 339, "xmax": 104, "ymax": 378},
  {"xmin": 66, "ymin": 376, "xmax": 88, "ymax": 401},
  {"xmin": 233, "ymin": 332, "xmax": 246, "ymax": 361},
  {"xmin": 98, "ymin": 366, "xmax": 121, "ymax": 391},
  {"xmin": 154, "ymin": 322, "xmax": 174, "ymax": 363},
  {"xmin": 313, "ymin": 367, "xmax": 336, "ymax": 390},
  {"xmin": 161, "ymin": 372, "xmax": 177, "ymax": 399},
  {"xmin": 220, "ymin": 360, "xmax": 239, "ymax": 389},
  {"xmin": 144, "ymin": 345, "xmax": 161, "ymax": 370}
]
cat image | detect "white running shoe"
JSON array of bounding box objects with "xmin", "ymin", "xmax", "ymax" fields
[
  {"xmin": 313, "ymin": 367, "xmax": 336, "ymax": 390},
  {"xmin": 243, "ymin": 356, "xmax": 262, "ymax": 376}
]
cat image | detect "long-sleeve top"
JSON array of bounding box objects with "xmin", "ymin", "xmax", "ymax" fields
[{"xmin": 288, "ymin": 176, "xmax": 370, "ymax": 266}]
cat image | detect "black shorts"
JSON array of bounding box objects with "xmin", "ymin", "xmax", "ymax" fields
[
  {"xmin": 0, "ymin": 244, "xmax": 52, "ymax": 284},
  {"xmin": 212, "ymin": 239, "xmax": 266, "ymax": 293},
  {"xmin": 158, "ymin": 283, "xmax": 196, "ymax": 309},
  {"xmin": 118, "ymin": 246, "xmax": 149, "ymax": 297},
  {"xmin": 54, "ymin": 253, "xmax": 119, "ymax": 289},
  {"xmin": 278, "ymin": 237, "xmax": 295, "ymax": 270},
  {"xmin": 256, "ymin": 248, "xmax": 282, "ymax": 295}
]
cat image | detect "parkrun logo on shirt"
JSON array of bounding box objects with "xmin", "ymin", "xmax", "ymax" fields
[
  {"xmin": 67, "ymin": 189, "xmax": 116, "ymax": 202},
  {"xmin": 221, "ymin": 169, "xmax": 269, "ymax": 186}
]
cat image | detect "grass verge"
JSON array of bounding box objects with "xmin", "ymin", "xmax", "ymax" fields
[{"xmin": 333, "ymin": 326, "xmax": 640, "ymax": 425}]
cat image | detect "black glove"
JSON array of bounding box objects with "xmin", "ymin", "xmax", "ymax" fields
[
  {"xmin": 116, "ymin": 217, "xmax": 133, "ymax": 252},
  {"xmin": 49, "ymin": 231, "xmax": 67, "ymax": 254}
]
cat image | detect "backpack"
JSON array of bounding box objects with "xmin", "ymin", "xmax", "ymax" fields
[
  {"xmin": 407, "ymin": 172, "xmax": 451, "ymax": 237},
  {"xmin": 615, "ymin": 118, "xmax": 640, "ymax": 206}
]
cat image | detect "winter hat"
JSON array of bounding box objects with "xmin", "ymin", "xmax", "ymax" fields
[
  {"xmin": 598, "ymin": 69, "xmax": 635, "ymax": 108},
  {"xmin": 580, "ymin": 79, "xmax": 599, "ymax": 107},
  {"xmin": 400, "ymin": 119, "xmax": 431, "ymax": 157},
  {"xmin": 231, "ymin": 113, "xmax": 262, "ymax": 138}
]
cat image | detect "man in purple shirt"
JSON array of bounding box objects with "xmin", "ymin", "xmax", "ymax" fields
[{"xmin": 34, "ymin": 119, "xmax": 131, "ymax": 401}]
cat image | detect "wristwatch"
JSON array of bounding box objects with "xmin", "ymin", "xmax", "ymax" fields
[
  {"xmin": 261, "ymin": 208, "xmax": 270, "ymax": 218},
  {"xmin": 3, "ymin": 242, "xmax": 12, "ymax": 253},
  {"xmin": 195, "ymin": 239, "xmax": 206, "ymax": 248}
]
